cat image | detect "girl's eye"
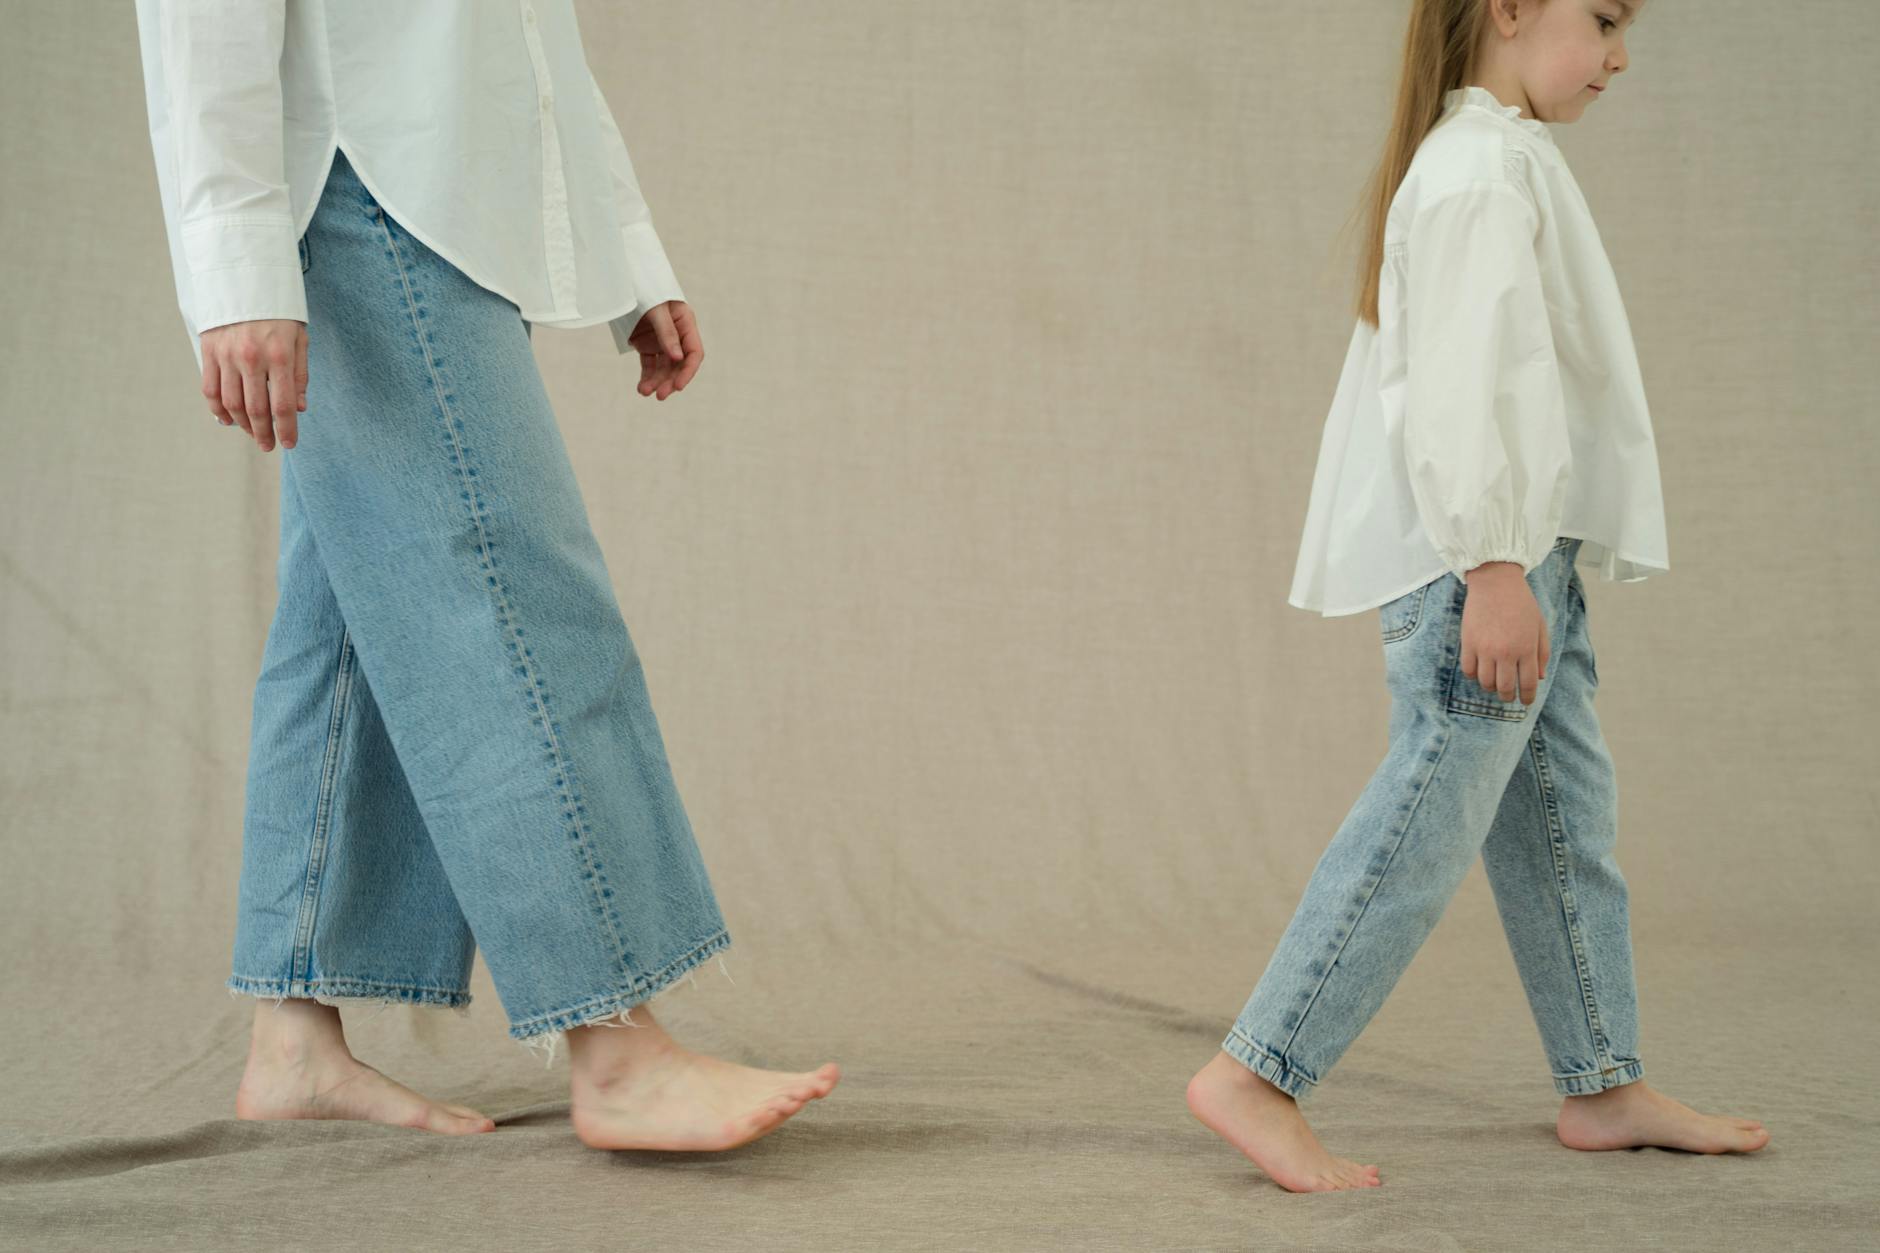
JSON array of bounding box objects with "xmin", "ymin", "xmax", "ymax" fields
[{"xmin": 1597, "ymin": 16, "xmax": 1616, "ymax": 32}]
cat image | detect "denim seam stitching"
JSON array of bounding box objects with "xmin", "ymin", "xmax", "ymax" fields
[
  {"xmin": 374, "ymin": 211, "xmax": 636, "ymax": 972},
  {"xmin": 1442, "ymin": 573, "xmax": 1534, "ymax": 722},
  {"xmin": 1224, "ymin": 1026, "xmax": 1319, "ymax": 1091},
  {"xmin": 1379, "ymin": 581, "xmax": 1429, "ymax": 644},
  {"xmin": 229, "ymin": 974, "xmax": 472, "ymax": 1004},
  {"xmin": 1554, "ymin": 1058, "xmax": 1641, "ymax": 1085},
  {"xmin": 1527, "ymin": 721, "xmax": 1616, "ymax": 1071},
  {"xmin": 1275, "ymin": 722, "xmax": 1453, "ymax": 1062},
  {"xmin": 289, "ymin": 627, "xmax": 355, "ymax": 987}
]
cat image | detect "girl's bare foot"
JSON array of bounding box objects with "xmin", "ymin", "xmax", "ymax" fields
[
  {"xmin": 1556, "ymin": 1079, "xmax": 1769, "ymax": 1154},
  {"xmin": 1186, "ymin": 1051, "xmax": 1381, "ymax": 1191},
  {"xmin": 565, "ymin": 1006, "xmax": 839, "ymax": 1152},
  {"xmin": 233, "ymin": 999, "xmax": 496, "ymax": 1135}
]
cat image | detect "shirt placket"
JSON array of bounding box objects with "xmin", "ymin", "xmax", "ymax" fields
[{"xmin": 520, "ymin": 1, "xmax": 578, "ymax": 316}]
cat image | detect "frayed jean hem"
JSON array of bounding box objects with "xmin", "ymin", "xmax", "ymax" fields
[
  {"xmin": 227, "ymin": 974, "xmax": 473, "ymax": 1018},
  {"xmin": 507, "ymin": 929, "xmax": 734, "ymax": 1069}
]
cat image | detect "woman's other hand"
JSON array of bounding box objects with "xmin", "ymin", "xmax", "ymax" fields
[
  {"xmin": 627, "ymin": 300, "xmax": 703, "ymax": 401},
  {"xmin": 1459, "ymin": 563, "xmax": 1550, "ymax": 704},
  {"xmin": 200, "ymin": 319, "xmax": 309, "ymax": 452}
]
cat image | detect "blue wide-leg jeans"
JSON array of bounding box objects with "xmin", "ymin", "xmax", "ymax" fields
[{"xmin": 227, "ymin": 147, "xmax": 729, "ymax": 1064}]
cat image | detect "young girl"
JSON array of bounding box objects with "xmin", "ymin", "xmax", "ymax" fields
[{"xmin": 1185, "ymin": 0, "xmax": 1768, "ymax": 1191}]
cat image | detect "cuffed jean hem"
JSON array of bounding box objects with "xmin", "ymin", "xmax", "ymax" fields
[
  {"xmin": 507, "ymin": 929, "xmax": 734, "ymax": 1068},
  {"xmin": 1554, "ymin": 1058, "xmax": 1644, "ymax": 1097},
  {"xmin": 226, "ymin": 973, "xmax": 473, "ymax": 1013},
  {"xmin": 1222, "ymin": 1028, "xmax": 1318, "ymax": 1101}
]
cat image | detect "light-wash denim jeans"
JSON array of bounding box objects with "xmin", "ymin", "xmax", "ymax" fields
[
  {"xmin": 227, "ymin": 147, "xmax": 729, "ymax": 1065},
  {"xmin": 1224, "ymin": 536, "xmax": 1643, "ymax": 1100}
]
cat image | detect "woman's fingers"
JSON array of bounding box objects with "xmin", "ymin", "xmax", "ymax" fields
[
  {"xmin": 654, "ymin": 306, "xmax": 684, "ymax": 364},
  {"xmin": 220, "ymin": 358, "xmax": 253, "ymax": 437},
  {"xmin": 241, "ymin": 350, "xmax": 276, "ymax": 451},
  {"xmin": 270, "ymin": 365, "xmax": 299, "ymax": 450},
  {"xmin": 627, "ymin": 303, "xmax": 703, "ymax": 400},
  {"xmin": 639, "ymin": 347, "xmax": 673, "ymax": 397},
  {"xmin": 202, "ymin": 354, "xmax": 234, "ymax": 426},
  {"xmin": 671, "ymin": 309, "xmax": 704, "ymax": 391},
  {"xmin": 295, "ymin": 324, "xmax": 310, "ymax": 414},
  {"xmin": 201, "ymin": 321, "xmax": 306, "ymax": 449}
]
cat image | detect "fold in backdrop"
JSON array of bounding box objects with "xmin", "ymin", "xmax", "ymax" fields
[{"xmin": 2, "ymin": 2, "xmax": 1875, "ymax": 1249}]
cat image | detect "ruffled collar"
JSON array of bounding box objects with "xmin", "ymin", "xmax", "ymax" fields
[{"xmin": 1443, "ymin": 84, "xmax": 1554, "ymax": 144}]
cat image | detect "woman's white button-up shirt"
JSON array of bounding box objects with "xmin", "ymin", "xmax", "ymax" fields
[
  {"xmin": 132, "ymin": 0, "xmax": 685, "ymax": 372},
  {"xmin": 1289, "ymin": 85, "xmax": 1670, "ymax": 617}
]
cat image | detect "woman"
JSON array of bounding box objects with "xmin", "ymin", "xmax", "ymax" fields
[{"xmin": 133, "ymin": 0, "xmax": 837, "ymax": 1151}]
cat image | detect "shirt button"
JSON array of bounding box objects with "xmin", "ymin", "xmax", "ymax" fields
[
  {"xmin": 539, "ymin": 95, "xmax": 552, "ymax": 111},
  {"xmin": 523, "ymin": 8, "xmax": 535, "ymax": 22}
]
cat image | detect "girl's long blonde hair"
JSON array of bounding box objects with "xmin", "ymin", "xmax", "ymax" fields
[{"xmin": 1348, "ymin": 0, "xmax": 1529, "ymax": 327}]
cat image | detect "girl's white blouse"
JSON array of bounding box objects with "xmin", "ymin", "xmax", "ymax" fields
[{"xmin": 1288, "ymin": 85, "xmax": 1669, "ymax": 618}]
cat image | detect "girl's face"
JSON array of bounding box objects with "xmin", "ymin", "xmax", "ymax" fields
[{"xmin": 1497, "ymin": 0, "xmax": 1641, "ymax": 123}]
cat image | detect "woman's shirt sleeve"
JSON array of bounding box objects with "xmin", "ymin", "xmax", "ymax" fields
[
  {"xmin": 588, "ymin": 67, "xmax": 686, "ymax": 355},
  {"xmin": 152, "ymin": 0, "xmax": 306, "ymax": 335},
  {"xmin": 1402, "ymin": 179, "xmax": 1572, "ymax": 583}
]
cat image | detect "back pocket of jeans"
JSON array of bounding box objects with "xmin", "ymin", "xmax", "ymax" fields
[{"xmin": 1379, "ymin": 582, "xmax": 1430, "ymax": 645}]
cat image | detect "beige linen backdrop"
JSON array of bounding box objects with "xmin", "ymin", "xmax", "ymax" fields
[{"xmin": 3, "ymin": 2, "xmax": 1876, "ymax": 1249}]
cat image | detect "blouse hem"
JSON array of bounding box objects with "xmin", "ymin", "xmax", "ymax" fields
[{"xmin": 1290, "ymin": 534, "xmax": 1669, "ymax": 618}]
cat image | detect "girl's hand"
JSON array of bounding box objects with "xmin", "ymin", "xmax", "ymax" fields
[
  {"xmin": 1458, "ymin": 563, "xmax": 1550, "ymax": 705},
  {"xmin": 627, "ymin": 300, "xmax": 703, "ymax": 401},
  {"xmin": 200, "ymin": 319, "xmax": 309, "ymax": 452}
]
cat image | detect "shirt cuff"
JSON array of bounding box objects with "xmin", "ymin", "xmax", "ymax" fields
[
  {"xmin": 182, "ymin": 215, "xmax": 307, "ymax": 333},
  {"xmin": 608, "ymin": 221, "xmax": 685, "ymax": 354}
]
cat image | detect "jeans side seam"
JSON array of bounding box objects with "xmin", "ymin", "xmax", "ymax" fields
[
  {"xmin": 289, "ymin": 627, "xmax": 354, "ymax": 989},
  {"xmin": 1277, "ymin": 724, "xmax": 1454, "ymax": 1061},
  {"xmin": 1527, "ymin": 721, "xmax": 1616, "ymax": 1070},
  {"xmin": 375, "ymin": 211, "xmax": 636, "ymax": 973}
]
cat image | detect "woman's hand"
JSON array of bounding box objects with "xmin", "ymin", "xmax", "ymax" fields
[
  {"xmin": 627, "ymin": 300, "xmax": 703, "ymax": 401},
  {"xmin": 200, "ymin": 319, "xmax": 309, "ymax": 452},
  {"xmin": 1459, "ymin": 563, "xmax": 1549, "ymax": 704}
]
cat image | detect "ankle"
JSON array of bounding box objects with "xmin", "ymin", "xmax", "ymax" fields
[
  {"xmin": 566, "ymin": 1019, "xmax": 682, "ymax": 1085},
  {"xmin": 248, "ymin": 1000, "xmax": 349, "ymax": 1062},
  {"xmin": 1207, "ymin": 1052, "xmax": 1291, "ymax": 1099}
]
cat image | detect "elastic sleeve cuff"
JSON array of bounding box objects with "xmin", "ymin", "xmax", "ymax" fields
[
  {"xmin": 182, "ymin": 215, "xmax": 307, "ymax": 332},
  {"xmin": 1447, "ymin": 537, "xmax": 1549, "ymax": 584}
]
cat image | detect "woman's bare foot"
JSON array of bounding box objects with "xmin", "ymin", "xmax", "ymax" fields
[
  {"xmin": 1556, "ymin": 1079, "xmax": 1768, "ymax": 1153},
  {"xmin": 1186, "ymin": 1051, "xmax": 1381, "ymax": 1191},
  {"xmin": 234, "ymin": 998, "xmax": 495, "ymax": 1135},
  {"xmin": 565, "ymin": 1005, "xmax": 839, "ymax": 1151}
]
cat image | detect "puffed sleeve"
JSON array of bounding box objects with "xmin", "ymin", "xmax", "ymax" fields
[
  {"xmin": 1403, "ymin": 180, "xmax": 1572, "ymax": 582},
  {"xmin": 153, "ymin": 0, "xmax": 306, "ymax": 335},
  {"xmin": 588, "ymin": 67, "xmax": 687, "ymax": 355}
]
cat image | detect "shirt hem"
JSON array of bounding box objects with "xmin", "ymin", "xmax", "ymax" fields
[{"xmin": 316, "ymin": 138, "xmax": 647, "ymax": 334}]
